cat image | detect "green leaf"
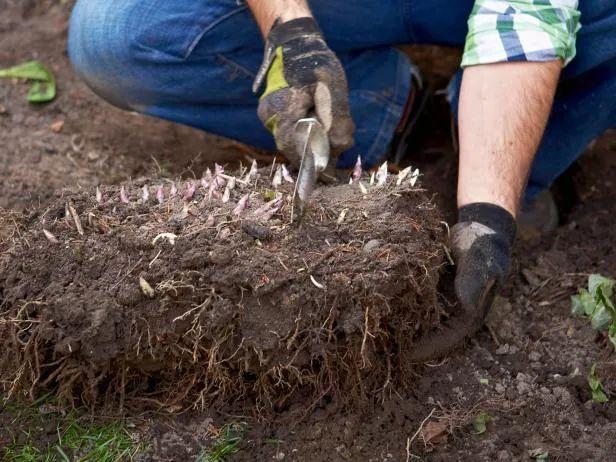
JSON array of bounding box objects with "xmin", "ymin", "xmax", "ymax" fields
[
  {"xmin": 578, "ymin": 289, "xmax": 596, "ymax": 317},
  {"xmin": 588, "ymin": 364, "xmax": 600, "ymax": 391},
  {"xmin": 529, "ymin": 448, "xmax": 549, "ymax": 460},
  {"xmin": 571, "ymin": 294, "xmax": 585, "ymax": 316},
  {"xmin": 0, "ymin": 61, "xmax": 56, "ymax": 103},
  {"xmin": 590, "ymin": 302, "xmax": 612, "ymax": 331},
  {"xmin": 27, "ymin": 80, "xmax": 56, "ymax": 103},
  {"xmin": 0, "ymin": 61, "xmax": 51, "ymax": 80},
  {"xmin": 588, "ymin": 363, "xmax": 609, "ymax": 403},
  {"xmin": 592, "ymin": 388, "xmax": 609, "ymax": 404},
  {"xmin": 471, "ymin": 412, "xmax": 491, "ymax": 435},
  {"xmin": 589, "ymin": 274, "xmax": 614, "ymax": 299}
]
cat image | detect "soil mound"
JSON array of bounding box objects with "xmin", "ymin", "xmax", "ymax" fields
[{"xmin": 0, "ymin": 165, "xmax": 447, "ymax": 410}]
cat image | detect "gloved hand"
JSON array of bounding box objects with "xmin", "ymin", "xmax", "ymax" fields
[
  {"xmin": 409, "ymin": 203, "xmax": 516, "ymax": 362},
  {"xmin": 253, "ymin": 17, "xmax": 355, "ymax": 166}
]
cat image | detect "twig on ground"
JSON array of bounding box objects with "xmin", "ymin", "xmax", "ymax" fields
[{"xmin": 407, "ymin": 408, "xmax": 436, "ymax": 461}]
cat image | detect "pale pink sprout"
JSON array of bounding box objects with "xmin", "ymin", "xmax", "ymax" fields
[
  {"xmin": 281, "ymin": 164, "xmax": 294, "ymax": 183},
  {"xmin": 170, "ymin": 182, "xmax": 178, "ymax": 197},
  {"xmin": 215, "ymin": 174, "xmax": 226, "ymax": 188},
  {"xmin": 351, "ymin": 157, "xmax": 362, "ymax": 182},
  {"xmin": 233, "ymin": 193, "xmax": 250, "ymax": 215},
  {"xmin": 243, "ymin": 159, "xmax": 258, "ymax": 182},
  {"xmin": 142, "ymin": 185, "xmax": 150, "ymax": 202},
  {"xmin": 252, "ymin": 196, "xmax": 282, "ymax": 221},
  {"xmin": 376, "ymin": 162, "xmax": 388, "ymax": 187},
  {"xmin": 205, "ymin": 213, "xmax": 215, "ymax": 227},
  {"xmin": 156, "ymin": 185, "xmax": 165, "ymax": 204},
  {"xmin": 221, "ymin": 186, "xmax": 230, "ymax": 203},
  {"xmin": 95, "ymin": 186, "xmax": 102, "ymax": 204},
  {"xmin": 214, "ymin": 164, "xmax": 227, "ymax": 188},
  {"xmin": 210, "ymin": 188, "xmax": 222, "ymax": 200},
  {"xmin": 272, "ymin": 165, "xmax": 283, "ymax": 188},
  {"xmin": 183, "ymin": 181, "xmax": 196, "ymax": 201},
  {"xmin": 43, "ymin": 229, "xmax": 59, "ymax": 244},
  {"xmin": 201, "ymin": 177, "xmax": 210, "ymax": 190},
  {"xmin": 120, "ymin": 185, "xmax": 130, "ymax": 203}
]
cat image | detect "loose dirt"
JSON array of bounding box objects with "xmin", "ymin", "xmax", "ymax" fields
[
  {"xmin": 0, "ymin": 171, "xmax": 446, "ymax": 412},
  {"xmin": 2, "ymin": 2, "xmax": 616, "ymax": 461}
]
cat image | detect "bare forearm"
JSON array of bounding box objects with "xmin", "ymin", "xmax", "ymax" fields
[
  {"xmin": 247, "ymin": 0, "xmax": 313, "ymax": 36},
  {"xmin": 457, "ymin": 61, "xmax": 561, "ymax": 217}
]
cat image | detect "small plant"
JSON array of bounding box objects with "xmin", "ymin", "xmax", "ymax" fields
[
  {"xmin": 199, "ymin": 422, "xmax": 247, "ymax": 462},
  {"xmin": 588, "ymin": 363, "xmax": 609, "ymax": 403},
  {"xmin": 471, "ymin": 412, "xmax": 492, "ymax": 435},
  {"xmin": 571, "ymin": 274, "xmax": 616, "ymax": 349},
  {"xmin": 0, "ymin": 61, "xmax": 56, "ymax": 103},
  {"xmin": 529, "ymin": 448, "xmax": 549, "ymax": 460}
]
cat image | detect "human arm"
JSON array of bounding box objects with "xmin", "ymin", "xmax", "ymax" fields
[
  {"xmin": 247, "ymin": 0, "xmax": 355, "ymax": 165},
  {"xmin": 246, "ymin": 0, "xmax": 313, "ymax": 36},
  {"xmin": 409, "ymin": 1, "xmax": 580, "ymax": 361}
]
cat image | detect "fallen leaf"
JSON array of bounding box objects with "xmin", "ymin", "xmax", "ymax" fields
[
  {"xmin": 0, "ymin": 61, "xmax": 56, "ymax": 103},
  {"xmin": 421, "ymin": 420, "xmax": 448, "ymax": 445},
  {"xmin": 42, "ymin": 229, "xmax": 59, "ymax": 244},
  {"xmin": 50, "ymin": 119, "xmax": 64, "ymax": 133}
]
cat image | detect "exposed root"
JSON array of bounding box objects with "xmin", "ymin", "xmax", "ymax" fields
[{"xmin": 0, "ymin": 169, "xmax": 447, "ymax": 415}]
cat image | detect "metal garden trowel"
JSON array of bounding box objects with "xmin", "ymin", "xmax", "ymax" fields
[{"xmin": 291, "ymin": 117, "xmax": 330, "ymax": 222}]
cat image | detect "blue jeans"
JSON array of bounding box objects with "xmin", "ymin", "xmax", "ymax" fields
[{"xmin": 68, "ymin": 0, "xmax": 616, "ymax": 201}]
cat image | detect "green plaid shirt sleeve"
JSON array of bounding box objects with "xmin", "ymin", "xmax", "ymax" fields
[{"xmin": 462, "ymin": 0, "xmax": 581, "ymax": 68}]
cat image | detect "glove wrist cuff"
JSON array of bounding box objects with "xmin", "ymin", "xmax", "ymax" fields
[
  {"xmin": 458, "ymin": 203, "xmax": 516, "ymax": 246},
  {"xmin": 268, "ymin": 17, "xmax": 322, "ymax": 45}
]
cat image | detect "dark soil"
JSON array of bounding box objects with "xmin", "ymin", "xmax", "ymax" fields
[
  {"xmin": 2, "ymin": 2, "xmax": 616, "ymax": 461},
  {"xmin": 0, "ymin": 171, "xmax": 446, "ymax": 412}
]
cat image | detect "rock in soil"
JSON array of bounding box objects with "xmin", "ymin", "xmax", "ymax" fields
[{"xmin": 0, "ymin": 167, "xmax": 447, "ymax": 411}]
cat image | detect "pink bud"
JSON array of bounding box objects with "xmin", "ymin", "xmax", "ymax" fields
[
  {"xmin": 233, "ymin": 193, "xmax": 250, "ymax": 215},
  {"xmin": 351, "ymin": 156, "xmax": 362, "ymax": 182},
  {"xmin": 156, "ymin": 185, "xmax": 165, "ymax": 204},
  {"xmin": 142, "ymin": 185, "xmax": 150, "ymax": 202},
  {"xmin": 120, "ymin": 185, "xmax": 130, "ymax": 204},
  {"xmin": 183, "ymin": 181, "xmax": 196, "ymax": 201}
]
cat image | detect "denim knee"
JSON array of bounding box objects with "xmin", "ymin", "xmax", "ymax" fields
[
  {"xmin": 68, "ymin": 0, "xmax": 144, "ymax": 109},
  {"xmin": 68, "ymin": 0, "xmax": 257, "ymax": 111}
]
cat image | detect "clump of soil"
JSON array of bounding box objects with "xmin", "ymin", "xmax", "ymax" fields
[{"xmin": 0, "ymin": 167, "xmax": 447, "ymax": 411}]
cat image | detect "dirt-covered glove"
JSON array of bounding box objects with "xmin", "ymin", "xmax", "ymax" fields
[
  {"xmin": 409, "ymin": 203, "xmax": 516, "ymax": 362},
  {"xmin": 253, "ymin": 17, "xmax": 355, "ymax": 166}
]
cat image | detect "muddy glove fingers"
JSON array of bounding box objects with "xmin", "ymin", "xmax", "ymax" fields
[
  {"xmin": 408, "ymin": 203, "xmax": 516, "ymax": 363},
  {"xmin": 254, "ymin": 17, "xmax": 355, "ymax": 166}
]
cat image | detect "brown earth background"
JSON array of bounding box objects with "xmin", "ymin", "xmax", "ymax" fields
[{"xmin": 1, "ymin": 1, "xmax": 616, "ymax": 461}]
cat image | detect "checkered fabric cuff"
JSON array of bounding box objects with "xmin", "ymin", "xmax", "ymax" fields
[{"xmin": 462, "ymin": 0, "xmax": 581, "ymax": 68}]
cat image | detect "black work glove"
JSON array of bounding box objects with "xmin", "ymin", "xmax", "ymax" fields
[
  {"xmin": 253, "ymin": 17, "xmax": 355, "ymax": 166},
  {"xmin": 409, "ymin": 203, "xmax": 516, "ymax": 362}
]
